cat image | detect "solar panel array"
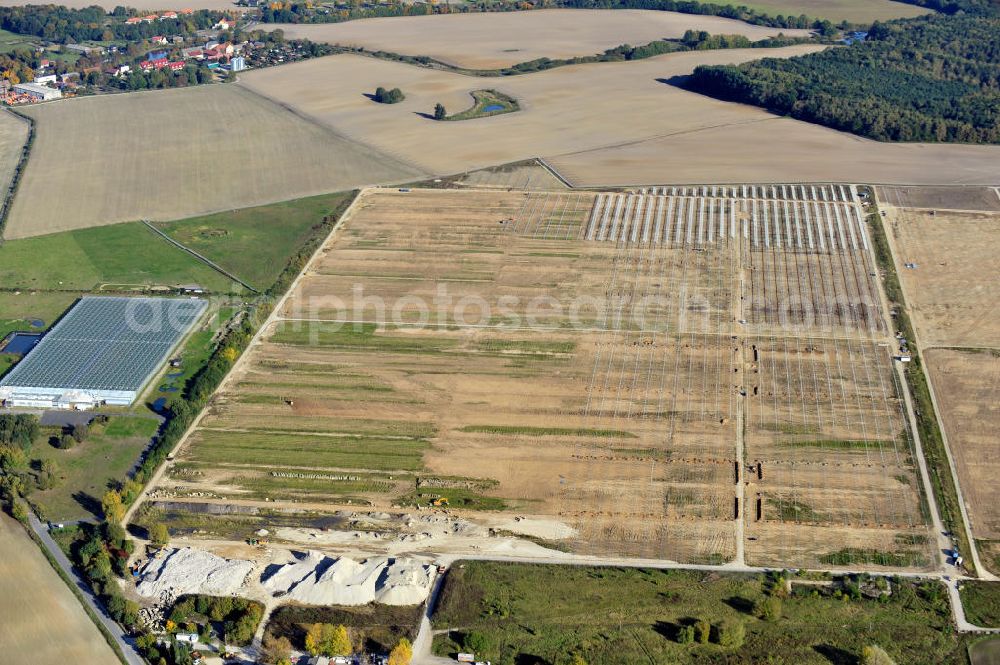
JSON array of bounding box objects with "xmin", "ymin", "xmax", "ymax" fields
[{"xmin": 0, "ymin": 296, "xmax": 206, "ymax": 394}]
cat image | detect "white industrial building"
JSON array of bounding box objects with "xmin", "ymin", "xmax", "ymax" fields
[{"xmin": 14, "ymin": 82, "xmax": 62, "ymax": 101}]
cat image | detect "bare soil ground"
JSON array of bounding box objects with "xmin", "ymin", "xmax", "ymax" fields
[
  {"xmin": 4, "ymin": 85, "xmax": 422, "ymax": 239},
  {"xmin": 0, "ymin": 514, "xmax": 119, "ymax": 664},
  {"xmin": 924, "ymin": 349, "xmax": 1000, "ymax": 542},
  {"xmin": 267, "ymin": 9, "xmax": 810, "ymax": 69},
  {"xmin": 547, "ymin": 119, "xmax": 1000, "ymax": 187},
  {"xmin": 236, "ymin": 46, "xmax": 823, "ymax": 176},
  {"xmin": 147, "ymin": 187, "xmax": 932, "ymax": 570},
  {"xmin": 876, "ymin": 186, "xmax": 1000, "ymax": 212},
  {"xmin": 885, "ymin": 206, "xmax": 1000, "ymax": 348}
]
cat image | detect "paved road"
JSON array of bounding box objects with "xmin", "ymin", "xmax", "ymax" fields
[{"xmin": 28, "ymin": 515, "xmax": 145, "ymax": 665}]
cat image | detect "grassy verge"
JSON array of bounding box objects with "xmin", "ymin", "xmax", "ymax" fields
[
  {"xmin": 959, "ymin": 581, "xmax": 1000, "ymax": 628},
  {"xmin": 445, "ymin": 90, "xmax": 519, "ymax": 121},
  {"xmin": 866, "ymin": 199, "xmax": 974, "ymax": 574},
  {"xmin": 431, "ymin": 561, "xmax": 967, "ymax": 664},
  {"xmin": 0, "ymin": 108, "xmax": 33, "ymax": 243}
]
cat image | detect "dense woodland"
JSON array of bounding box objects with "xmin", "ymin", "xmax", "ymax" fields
[{"xmin": 686, "ymin": 13, "xmax": 1000, "ymax": 144}]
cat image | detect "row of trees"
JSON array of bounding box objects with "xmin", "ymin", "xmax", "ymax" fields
[
  {"xmin": 685, "ymin": 14, "xmax": 1000, "ymax": 144},
  {"xmin": 257, "ymin": 0, "xmax": 841, "ymax": 30}
]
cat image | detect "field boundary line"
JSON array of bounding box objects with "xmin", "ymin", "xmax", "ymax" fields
[
  {"xmin": 535, "ymin": 157, "xmax": 575, "ymax": 188},
  {"xmin": 141, "ymin": 220, "xmax": 259, "ymax": 293},
  {"xmin": 123, "ymin": 188, "xmax": 368, "ymax": 526},
  {"xmin": 0, "ymin": 108, "xmax": 34, "ymax": 243}
]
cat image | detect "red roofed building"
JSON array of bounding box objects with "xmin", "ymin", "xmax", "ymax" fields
[
  {"xmin": 161, "ymin": 10, "xmax": 178, "ymax": 18},
  {"xmin": 139, "ymin": 58, "xmax": 169, "ymax": 71},
  {"xmin": 151, "ymin": 35, "xmax": 167, "ymax": 45},
  {"xmin": 125, "ymin": 16, "xmax": 142, "ymax": 24},
  {"xmin": 167, "ymin": 61, "xmax": 185, "ymax": 71}
]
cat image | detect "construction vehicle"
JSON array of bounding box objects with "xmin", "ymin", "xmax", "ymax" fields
[{"xmin": 431, "ymin": 496, "xmax": 450, "ymax": 507}]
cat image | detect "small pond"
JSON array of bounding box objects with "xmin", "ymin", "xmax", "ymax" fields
[
  {"xmin": 483, "ymin": 104, "xmax": 505, "ymax": 112},
  {"xmin": 0, "ymin": 332, "xmax": 42, "ymax": 355}
]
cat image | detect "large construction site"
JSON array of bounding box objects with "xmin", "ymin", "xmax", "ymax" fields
[{"xmin": 137, "ymin": 185, "xmax": 935, "ymax": 572}]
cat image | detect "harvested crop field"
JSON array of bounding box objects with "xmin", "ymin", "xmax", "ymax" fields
[
  {"xmin": 547, "ymin": 120, "xmax": 1000, "ymax": 187},
  {"xmin": 0, "ymin": 514, "xmax": 119, "ymax": 664},
  {"xmin": 149, "ymin": 186, "xmax": 933, "ymax": 570},
  {"xmin": 237, "ymin": 46, "xmax": 823, "ymax": 177},
  {"xmin": 5, "ymin": 85, "xmax": 421, "ymax": 239},
  {"xmin": 239, "ymin": 50, "xmax": 1000, "ymax": 186},
  {"xmin": 267, "ymin": 9, "xmax": 809, "ymax": 69},
  {"xmin": 0, "ymin": 109, "xmax": 28, "ymax": 229},
  {"xmin": 883, "ymin": 204, "xmax": 1000, "ymax": 348},
  {"xmin": 923, "ymin": 349, "xmax": 1000, "ymax": 547},
  {"xmin": 876, "ymin": 186, "xmax": 1000, "ymax": 212}
]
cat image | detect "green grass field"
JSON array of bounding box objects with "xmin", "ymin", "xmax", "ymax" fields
[
  {"xmin": 0, "ymin": 222, "xmax": 237, "ymax": 292},
  {"xmin": 30, "ymin": 416, "xmax": 160, "ymax": 521},
  {"xmin": 154, "ymin": 192, "xmax": 354, "ymax": 291},
  {"xmin": 960, "ymin": 581, "xmax": 1000, "ymax": 628},
  {"xmin": 432, "ymin": 562, "xmax": 970, "ymax": 665},
  {"xmin": 740, "ymin": 0, "xmax": 931, "ymax": 23},
  {"xmin": 0, "ymin": 28, "xmax": 37, "ymax": 54}
]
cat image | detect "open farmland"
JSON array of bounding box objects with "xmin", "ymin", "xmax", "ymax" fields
[
  {"xmin": 923, "ymin": 349, "xmax": 1000, "ymax": 572},
  {"xmin": 146, "ymin": 186, "xmax": 933, "ymax": 570},
  {"xmin": 238, "ymin": 49, "xmax": 1000, "ymax": 185},
  {"xmin": 267, "ymin": 9, "xmax": 810, "ymax": 69},
  {"xmin": 4, "ymin": 85, "xmax": 421, "ymax": 239},
  {"xmin": 883, "ymin": 202, "xmax": 1000, "ymax": 348},
  {"xmin": 547, "ymin": 120, "xmax": 1000, "ymax": 187},
  {"xmin": 236, "ymin": 46, "xmax": 823, "ymax": 176},
  {"xmin": 0, "ymin": 514, "xmax": 119, "ymax": 664},
  {"xmin": 0, "ymin": 109, "xmax": 28, "ymax": 228}
]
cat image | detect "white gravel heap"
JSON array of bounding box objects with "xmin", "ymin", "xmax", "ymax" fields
[
  {"xmin": 262, "ymin": 552, "xmax": 434, "ymax": 606},
  {"xmin": 136, "ymin": 547, "xmax": 255, "ymax": 601}
]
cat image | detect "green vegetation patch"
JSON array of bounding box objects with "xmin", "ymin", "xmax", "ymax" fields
[
  {"xmin": 818, "ymin": 548, "xmax": 927, "ymax": 568},
  {"xmin": 431, "ymin": 561, "xmax": 967, "ymax": 664},
  {"xmin": 959, "ymin": 581, "xmax": 1000, "ymax": 628},
  {"xmin": 397, "ymin": 486, "xmax": 509, "ymax": 511},
  {"xmin": 781, "ymin": 438, "xmax": 890, "ymax": 450},
  {"xmin": 459, "ymin": 425, "xmax": 637, "ymax": 438},
  {"xmin": 271, "ymin": 322, "xmax": 460, "ymax": 355},
  {"xmin": 186, "ymin": 429, "xmax": 428, "ymax": 472},
  {"xmin": 686, "ymin": 14, "xmax": 1000, "ymax": 145},
  {"xmin": 444, "ymin": 90, "xmax": 519, "ymax": 121},
  {"xmin": 168, "ymin": 594, "xmax": 265, "ymax": 646},
  {"xmin": 0, "ymin": 222, "xmax": 236, "ymax": 292},
  {"xmin": 31, "ymin": 416, "xmax": 160, "ymax": 521},
  {"xmin": 155, "ymin": 192, "xmax": 353, "ymax": 291},
  {"xmin": 266, "ymin": 603, "xmax": 422, "ymax": 654}
]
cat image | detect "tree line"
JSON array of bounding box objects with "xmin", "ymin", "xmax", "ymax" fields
[
  {"xmin": 0, "ymin": 5, "xmax": 222, "ymax": 44},
  {"xmin": 684, "ymin": 14, "xmax": 1000, "ymax": 144},
  {"xmin": 258, "ymin": 0, "xmax": 840, "ymax": 31}
]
